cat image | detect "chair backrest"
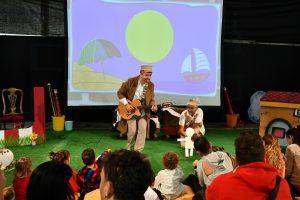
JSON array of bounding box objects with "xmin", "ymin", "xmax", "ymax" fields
[{"xmin": 1, "ymin": 88, "xmax": 23, "ymax": 115}]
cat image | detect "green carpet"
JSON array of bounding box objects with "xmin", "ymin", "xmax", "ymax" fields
[{"xmin": 5, "ymin": 127, "xmax": 256, "ymax": 186}]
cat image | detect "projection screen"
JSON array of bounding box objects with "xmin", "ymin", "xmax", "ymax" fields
[{"xmin": 67, "ymin": 0, "xmax": 223, "ymax": 106}]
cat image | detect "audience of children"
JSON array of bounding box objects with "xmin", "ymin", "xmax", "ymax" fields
[
  {"xmin": 285, "ymin": 127, "xmax": 300, "ymax": 198},
  {"xmin": 2, "ymin": 127, "xmax": 300, "ymax": 200},
  {"xmin": 49, "ymin": 150, "xmax": 79, "ymax": 195},
  {"xmin": 13, "ymin": 157, "xmax": 32, "ymax": 200},
  {"xmin": 77, "ymin": 148, "xmax": 111, "ymax": 199},
  {"xmin": 262, "ymin": 134, "xmax": 285, "ymax": 178},
  {"xmin": 27, "ymin": 161, "xmax": 75, "ymax": 200},
  {"xmin": 154, "ymin": 151, "xmax": 186, "ymax": 200}
]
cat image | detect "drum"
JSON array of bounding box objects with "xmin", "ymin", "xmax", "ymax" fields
[{"xmin": 161, "ymin": 107, "xmax": 185, "ymax": 137}]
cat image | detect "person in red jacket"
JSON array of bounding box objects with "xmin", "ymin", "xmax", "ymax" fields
[{"xmin": 206, "ymin": 131, "xmax": 292, "ymax": 200}]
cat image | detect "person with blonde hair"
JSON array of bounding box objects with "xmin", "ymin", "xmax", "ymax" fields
[
  {"xmin": 13, "ymin": 157, "xmax": 32, "ymax": 200},
  {"xmin": 262, "ymin": 134, "xmax": 285, "ymax": 178},
  {"xmin": 154, "ymin": 151, "xmax": 186, "ymax": 200}
]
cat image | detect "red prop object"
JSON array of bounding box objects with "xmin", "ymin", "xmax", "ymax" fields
[
  {"xmin": 33, "ymin": 87, "xmax": 46, "ymax": 138},
  {"xmin": 223, "ymin": 87, "xmax": 234, "ymax": 115}
]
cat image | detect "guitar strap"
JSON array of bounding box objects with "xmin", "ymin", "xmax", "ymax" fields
[
  {"xmin": 185, "ymin": 112, "xmax": 198, "ymax": 127},
  {"xmin": 137, "ymin": 84, "xmax": 147, "ymax": 118},
  {"xmin": 134, "ymin": 83, "xmax": 147, "ymax": 132}
]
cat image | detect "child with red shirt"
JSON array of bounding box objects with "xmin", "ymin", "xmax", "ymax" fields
[{"xmin": 13, "ymin": 157, "xmax": 32, "ymax": 200}]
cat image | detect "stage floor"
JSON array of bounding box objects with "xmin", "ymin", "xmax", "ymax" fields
[{"xmin": 43, "ymin": 121, "xmax": 259, "ymax": 130}]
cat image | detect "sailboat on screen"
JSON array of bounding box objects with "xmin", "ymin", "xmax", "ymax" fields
[{"xmin": 181, "ymin": 48, "xmax": 210, "ymax": 83}]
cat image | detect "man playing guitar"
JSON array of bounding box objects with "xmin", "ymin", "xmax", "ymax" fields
[{"xmin": 117, "ymin": 64, "xmax": 157, "ymax": 152}]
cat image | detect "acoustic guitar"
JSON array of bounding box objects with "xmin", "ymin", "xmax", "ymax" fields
[{"xmin": 118, "ymin": 99, "xmax": 172, "ymax": 120}]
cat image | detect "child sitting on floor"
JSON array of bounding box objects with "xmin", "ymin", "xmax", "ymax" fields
[
  {"xmin": 77, "ymin": 148, "xmax": 111, "ymax": 199},
  {"xmin": 154, "ymin": 151, "xmax": 186, "ymax": 200},
  {"xmin": 49, "ymin": 150, "xmax": 80, "ymax": 196},
  {"xmin": 13, "ymin": 157, "xmax": 32, "ymax": 200},
  {"xmin": 262, "ymin": 134, "xmax": 285, "ymax": 178}
]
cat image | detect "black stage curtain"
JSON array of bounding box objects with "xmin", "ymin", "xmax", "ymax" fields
[{"xmin": 223, "ymin": 0, "xmax": 300, "ymax": 43}]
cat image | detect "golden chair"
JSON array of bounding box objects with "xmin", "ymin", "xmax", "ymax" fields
[{"xmin": 0, "ymin": 88, "xmax": 24, "ymax": 129}]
